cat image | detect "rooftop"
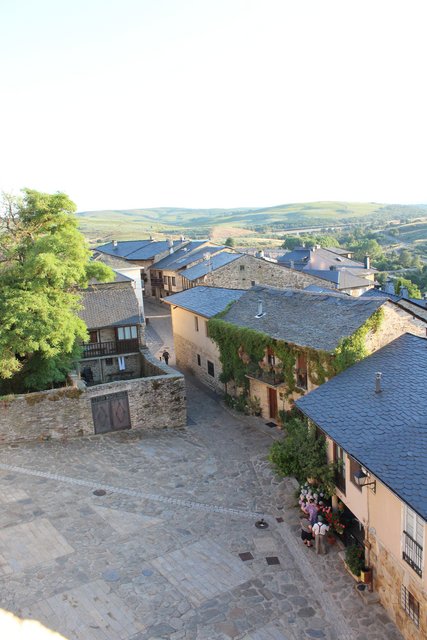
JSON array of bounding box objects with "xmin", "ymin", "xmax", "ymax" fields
[
  {"xmin": 303, "ymin": 268, "xmax": 373, "ymax": 290},
  {"xmin": 278, "ymin": 246, "xmax": 377, "ymax": 275},
  {"xmin": 163, "ymin": 286, "xmax": 245, "ymax": 318},
  {"xmin": 96, "ymin": 239, "xmax": 187, "ymax": 261},
  {"xmin": 151, "ymin": 241, "xmax": 210, "ymax": 269},
  {"xmin": 79, "ymin": 282, "xmax": 142, "ymax": 329},
  {"xmin": 221, "ymin": 285, "xmax": 385, "ymax": 352},
  {"xmin": 296, "ymin": 333, "xmax": 427, "ymax": 520},
  {"xmin": 182, "ymin": 252, "xmax": 242, "ymax": 281},
  {"xmin": 152, "ymin": 244, "xmax": 226, "ymax": 271}
]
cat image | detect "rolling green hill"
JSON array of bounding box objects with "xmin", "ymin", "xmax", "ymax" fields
[{"xmin": 77, "ymin": 201, "xmax": 427, "ymax": 243}]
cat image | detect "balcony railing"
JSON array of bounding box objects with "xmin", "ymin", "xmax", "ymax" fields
[
  {"xmin": 150, "ymin": 276, "xmax": 164, "ymax": 287},
  {"xmin": 403, "ymin": 531, "xmax": 423, "ymax": 577},
  {"xmin": 82, "ymin": 339, "xmax": 139, "ymax": 358}
]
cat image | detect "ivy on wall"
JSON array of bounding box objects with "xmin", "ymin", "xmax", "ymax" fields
[{"xmin": 207, "ymin": 306, "xmax": 384, "ymax": 393}]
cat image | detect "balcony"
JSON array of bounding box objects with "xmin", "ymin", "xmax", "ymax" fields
[
  {"xmin": 403, "ymin": 531, "xmax": 423, "ymax": 577},
  {"xmin": 245, "ymin": 365, "xmax": 285, "ymax": 387},
  {"xmin": 82, "ymin": 339, "xmax": 140, "ymax": 359},
  {"xmin": 150, "ymin": 276, "xmax": 164, "ymax": 288}
]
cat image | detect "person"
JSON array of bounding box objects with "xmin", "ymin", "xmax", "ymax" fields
[
  {"xmin": 312, "ymin": 515, "xmax": 329, "ymax": 555},
  {"xmin": 162, "ymin": 350, "xmax": 170, "ymax": 365},
  {"xmin": 300, "ymin": 516, "xmax": 313, "ymax": 547},
  {"xmin": 303, "ymin": 498, "xmax": 318, "ymax": 526}
]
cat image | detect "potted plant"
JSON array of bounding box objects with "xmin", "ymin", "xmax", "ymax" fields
[
  {"xmin": 344, "ymin": 545, "xmax": 365, "ymax": 578},
  {"xmin": 360, "ymin": 567, "xmax": 372, "ymax": 584}
]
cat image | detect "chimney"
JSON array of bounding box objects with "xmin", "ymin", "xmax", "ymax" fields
[
  {"xmin": 375, "ymin": 372, "xmax": 382, "ymax": 394},
  {"xmin": 112, "ymin": 240, "xmax": 118, "ymax": 248},
  {"xmin": 256, "ymin": 299, "xmax": 263, "ymax": 317},
  {"xmin": 290, "ymin": 260, "xmax": 294, "ymax": 269},
  {"xmin": 180, "ymin": 235, "xmax": 185, "ymax": 242},
  {"xmin": 364, "ymin": 255, "xmax": 370, "ymax": 269},
  {"xmin": 383, "ymin": 280, "xmax": 395, "ymax": 295},
  {"xmin": 329, "ymin": 265, "xmax": 336, "ymax": 271},
  {"xmin": 167, "ymin": 238, "xmax": 173, "ymax": 254},
  {"xmin": 399, "ymin": 286, "xmax": 409, "ymax": 299},
  {"xmin": 258, "ymin": 250, "xmax": 265, "ymax": 259}
]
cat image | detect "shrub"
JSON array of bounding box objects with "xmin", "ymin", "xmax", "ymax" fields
[{"xmin": 345, "ymin": 545, "xmax": 365, "ymax": 576}]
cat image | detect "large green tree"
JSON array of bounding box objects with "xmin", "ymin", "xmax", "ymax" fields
[{"xmin": 0, "ymin": 189, "xmax": 112, "ymax": 392}]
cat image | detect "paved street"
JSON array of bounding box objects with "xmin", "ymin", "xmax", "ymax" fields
[{"xmin": 0, "ymin": 299, "xmax": 403, "ymax": 640}]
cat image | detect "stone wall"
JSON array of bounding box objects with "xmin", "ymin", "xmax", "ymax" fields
[
  {"xmin": 0, "ymin": 352, "xmax": 186, "ymax": 445},
  {"xmin": 82, "ymin": 353, "xmax": 143, "ymax": 384},
  {"xmin": 370, "ymin": 533, "xmax": 427, "ymax": 640},
  {"xmin": 174, "ymin": 333, "xmax": 224, "ymax": 393},
  {"xmin": 201, "ymin": 254, "xmax": 339, "ymax": 290}
]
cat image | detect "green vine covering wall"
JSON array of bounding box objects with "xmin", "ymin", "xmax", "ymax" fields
[{"xmin": 207, "ymin": 306, "xmax": 384, "ymax": 393}]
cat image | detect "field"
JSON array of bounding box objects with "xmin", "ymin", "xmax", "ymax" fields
[{"xmin": 77, "ymin": 201, "xmax": 427, "ymax": 246}]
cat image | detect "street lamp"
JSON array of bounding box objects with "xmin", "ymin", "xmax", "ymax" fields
[{"xmin": 353, "ymin": 469, "xmax": 376, "ymax": 493}]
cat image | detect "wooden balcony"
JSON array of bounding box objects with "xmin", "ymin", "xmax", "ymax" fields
[
  {"xmin": 82, "ymin": 339, "xmax": 140, "ymax": 358},
  {"xmin": 150, "ymin": 276, "xmax": 164, "ymax": 288}
]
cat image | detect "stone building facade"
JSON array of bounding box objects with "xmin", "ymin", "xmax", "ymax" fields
[{"xmin": 0, "ymin": 350, "xmax": 186, "ymax": 445}]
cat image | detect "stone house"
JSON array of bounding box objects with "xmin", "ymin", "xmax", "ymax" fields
[
  {"xmin": 91, "ymin": 250, "xmax": 145, "ymax": 310},
  {"xmin": 95, "ymin": 238, "xmax": 188, "ymax": 295},
  {"xmin": 278, "ymin": 245, "xmax": 376, "ymax": 296},
  {"xmin": 78, "ymin": 279, "xmax": 145, "ymax": 385},
  {"xmin": 183, "ymin": 252, "xmax": 348, "ymax": 292},
  {"xmin": 165, "ymin": 285, "xmax": 425, "ymax": 420},
  {"xmin": 296, "ymin": 333, "xmax": 427, "ymax": 640}
]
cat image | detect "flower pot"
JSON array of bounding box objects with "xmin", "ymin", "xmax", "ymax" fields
[{"xmin": 327, "ymin": 534, "xmax": 336, "ymax": 545}]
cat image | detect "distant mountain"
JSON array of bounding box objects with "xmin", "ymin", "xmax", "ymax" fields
[{"xmin": 77, "ymin": 201, "xmax": 427, "ymax": 243}]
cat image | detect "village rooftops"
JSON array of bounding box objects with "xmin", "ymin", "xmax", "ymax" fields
[
  {"xmin": 96, "ymin": 239, "xmax": 187, "ymax": 261},
  {"xmin": 182, "ymin": 252, "xmax": 242, "ymax": 281},
  {"xmin": 163, "ymin": 286, "xmax": 245, "ymax": 318},
  {"xmin": 79, "ymin": 282, "xmax": 142, "ymax": 329},
  {"xmin": 278, "ymin": 246, "xmax": 377, "ymax": 274},
  {"xmin": 303, "ymin": 268, "xmax": 373, "ymax": 291},
  {"xmin": 152, "ymin": 243, "xmax": 226, "ymax": 271},
  {"xmin": 220, "ymin": 285, "xmax": 386, "ymax": 352},
  {"xmin": 296, "ymin": 333, "xmax": 427, "ymax": 520}
]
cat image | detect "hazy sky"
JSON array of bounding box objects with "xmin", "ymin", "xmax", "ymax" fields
[{"xmin": 1, "ymin": 0, "xmax": 426, "ymax": 211}]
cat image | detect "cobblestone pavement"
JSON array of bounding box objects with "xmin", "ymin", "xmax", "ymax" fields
[{"xmin": 0, "ymin": 299, "xmax": 403, "ymax": 640}]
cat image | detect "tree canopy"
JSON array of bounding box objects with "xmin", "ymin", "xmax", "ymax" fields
[
  {"xmin": 0, "ymin": 189, "xmax": 113, "ymax": 393},
  {"xmin": 224, "ymin": 236, "xmax": 235, "ymax": 247}
]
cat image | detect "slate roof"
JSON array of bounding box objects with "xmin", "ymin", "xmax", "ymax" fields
[
  {"xmin": 304, "ymin": 269, "xmax": 372, "ymax": 290},
  {"xmin": 96, "ymin": 240, "xmax": 188, "ymax": 261},
  {"xmin": 151, "ymin": 241, "xmax": 210, "ymax": 269},
  {"xmin": 182, "ymin": 252, "xmax": 242, "ymax": 281},
  {"xmin": 79, "ymin": 283, "xmax": 142, "ymax": 329},
  {"xmin": 278, "ymin": 246, "xmax": 377, "ymax": 274},
  {"xmin": 96, "ymin": 240, "xmax": 152, "ymax": 258},
  {"xmin": 221, "ymin": 286, "xmax": 386, "ymax": 352},
  {"xmin": 362, "ymin": 287, "xmax": 427, "ymax": 310},
  {"xmin": 304, "ymin": 284, "xmax": 350, "ymax": 296},
  {"xmin": 153, "ymin": 244, "xmax": 226, "ymax": 271},
  {"xmin": 296, "ymin": 333, "xmax": 427, "ymax": 520},
  {"xmin": 92, "ymin": 251, "xmax": 141, "ymax": 270},
  {"xmin": 162, "ymin": 286, "xmax": 245, "ymax": 318}
]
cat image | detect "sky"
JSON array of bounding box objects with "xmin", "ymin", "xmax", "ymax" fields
[{"xmin": 1, "ymin": 0, "xmax": 426, "ymax": 211}]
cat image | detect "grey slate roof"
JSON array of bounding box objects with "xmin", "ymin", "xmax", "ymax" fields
[
  {"xmin": 221, "ymin": 286, "xmax": 386, "ymax": 352},
  {"xmin": 163, "ymin": 286, "xmax": 245, "ymax": 318},
  {"xmin": 96, "ymin": 240, "xmax": 152, "ymax": 258},
  {"xmin": 182, "ymin": 252, "xmax": 242, "ymax": 281},
  {"xmin": 97, "ymin": 240, "xmax": 188, "ymax": 261},
  {"xmin": 153, "ymin": 244, "xmax": 226, "ymax": 271},
  {"xmin": 304, "ymin": 269, "xmax": 372, "ymax": 290},
  {"xmin": 151, "ymin": 241, "xmax": 210, "ymax": 269},
  {"xmin": 92, "ymin": 251, "xmax": 141, "ymax": 270},
  {"xmin": 304, "ymin": 284, "xmax": 350, "ymax": 296},
  {"xmin": 296, "ymin": 333, "xmax": 427, "ymax": 520},
  {"xmin": 278, "ymin": 246, "xmax": 377, "ymax": 274},
  {"xmin": 362, "ymin": 287, "xmax": 427, "ymax": 310},
  {"xmin": 79, "ymin": 283, "xmax": 142, "ymax": 329}
]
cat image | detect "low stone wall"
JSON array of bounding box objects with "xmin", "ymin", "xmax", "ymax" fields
[
  {"xmin": 174, "ymin": 333, "xmax": 224, "ymax": 393},
  {"xmin": 0, "ymin": 352, "xmax": 186, "ymax": 445}
]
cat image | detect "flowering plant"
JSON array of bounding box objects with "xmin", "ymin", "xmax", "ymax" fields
[
  {"xmin": 321, "ymin": 506, "xmax": 346, "ymax": 534},
  {"xmin": 298, "ymin": 482, "xmax": 328, "ymax": 511}
]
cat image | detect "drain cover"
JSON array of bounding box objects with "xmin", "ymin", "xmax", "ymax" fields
[
  {"xmin": 255, "ymin": 518, "xmax": 269, "ymax": 529},
  {"xmin": 266, "ymin": 556, "xmax": 280, "ymax": 565},
  {"xmin": 93, "ymin": 489, "xmax": 106, "ymax": 496},
  {"xmin": 239, "ymin": 552, "xmax": 254, "ymax": 561}
]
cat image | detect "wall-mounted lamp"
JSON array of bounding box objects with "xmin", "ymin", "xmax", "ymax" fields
[{"xmin": 353, "ymin": 469, "xmax": 376, "ymax": 493}]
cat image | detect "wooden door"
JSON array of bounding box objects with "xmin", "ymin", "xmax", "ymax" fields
[
  {"xmin": 91, "ymin": 391, "xmax": 131, "ymax": 434},
  {"xmin": 268, "ymin": 387, "xmax": 278, "ymax": 420}
]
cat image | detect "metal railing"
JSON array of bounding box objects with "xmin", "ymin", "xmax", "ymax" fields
[
  {"xmin": 82, "ymin": 339, "xmax": 139, "ymax": 358},
  {"xmin": 403, "ymin": 531, "xmax": 423, "ymax": 577}
]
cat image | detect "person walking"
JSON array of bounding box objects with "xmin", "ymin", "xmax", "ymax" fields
[
  {"xmin": 162, "ymin": 350, "xmax": 170, "ymax": 365},
  {"xmin": 300, "ymin": 516, "xmax": 313, "ymax": 547},
  {"xmin": 312, "ymin": 515, "xmax": 329, "ymax": 555}
]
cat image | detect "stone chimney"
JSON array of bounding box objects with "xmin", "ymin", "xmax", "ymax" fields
[
  {"xmin": 112, "ymin": 240, "xmax": 118, "ymax": 248},
  {"xmin": 364, "ymin": 255, "xmax": 370, "ymax": 270},
  {"xmin": 399, "ymin": 286, "xmax": 409, "ymax": 299},
  {"xmin": 383, "ymin": 280, "xmax": 395, "ymax": 295},
  {"xmin": 375, "ymin": 372, "xmax": 382, "ymax": 394},
  {"xmin": 167, "ymin": 238, "xmax": 173, "ymax": 254}
]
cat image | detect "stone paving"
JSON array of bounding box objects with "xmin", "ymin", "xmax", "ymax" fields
[{"xmin": 0, "ymin": 299, "xmax": 404, "ymax": 640}]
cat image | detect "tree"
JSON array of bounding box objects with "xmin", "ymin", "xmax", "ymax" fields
[
  {"xmin": 348, "ymin": 239, "xmax": 383, "ymax": 263},
  {"xmin": 224, "ymin": 236, "xmax": 235, "ymax": 247},
  {"xmin": 394, "ymin": 277, "xmax": 422, "ymax": 299},
  {"xmin": 0, "ymin": 189, "xmax": 113, "ymax": 392}
]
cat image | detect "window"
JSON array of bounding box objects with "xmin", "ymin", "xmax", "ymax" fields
[
  {"xmin": 117, "ymin": 326, "xmax": 138, "ymax": 340},
  {"xmin": 172, "ymin": 276, "xmax": 176, "ymax": 286},
  {"xmin": 194, "ymin": 316, "xmax": 199, "ymax": 332},
  {"xmin": 251, "ymin": 280, "xmax": 256, "ymax": 286},
  {"xmin": 207, "ymin": 360, "xmax": 215, "ymax": 377},
  {"xmin": 105, "ymin": 358, "xmax": 113, "ymax": 366},
  {"xmin": 267, "ymin": 348, "xmax": 276, "ymax": 366},
  {"xmin": 89, "ymin": 330, "xmax": 98, "ymax": 343},
  {"xmin": 295, "ymin": 352, "xmax": 308, "ymax": 389},
  {"xmin": 333, "ymin": 443, "xmax": 346, "ymax": 493},
  {"xmin": 401, "ymin": 585, "xmax": 420, "ymax": 627},
  {"xmin": 205, "ymin": 321, "xmax": 209, "ymax": 337},
  {"xmin": 403, "ymin": 506, "xmax": 424, "ymax": 576},
  {"xmin": 197, "ymin": 354, "xmax": 201, "ymax": 366},
  {"xmin": 240, "ymin": 264, "xmax": 245, "ymax": 271},
  {"xmin": 349, "ymin": 457, "xmax": 363, "ymax": 491}
]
